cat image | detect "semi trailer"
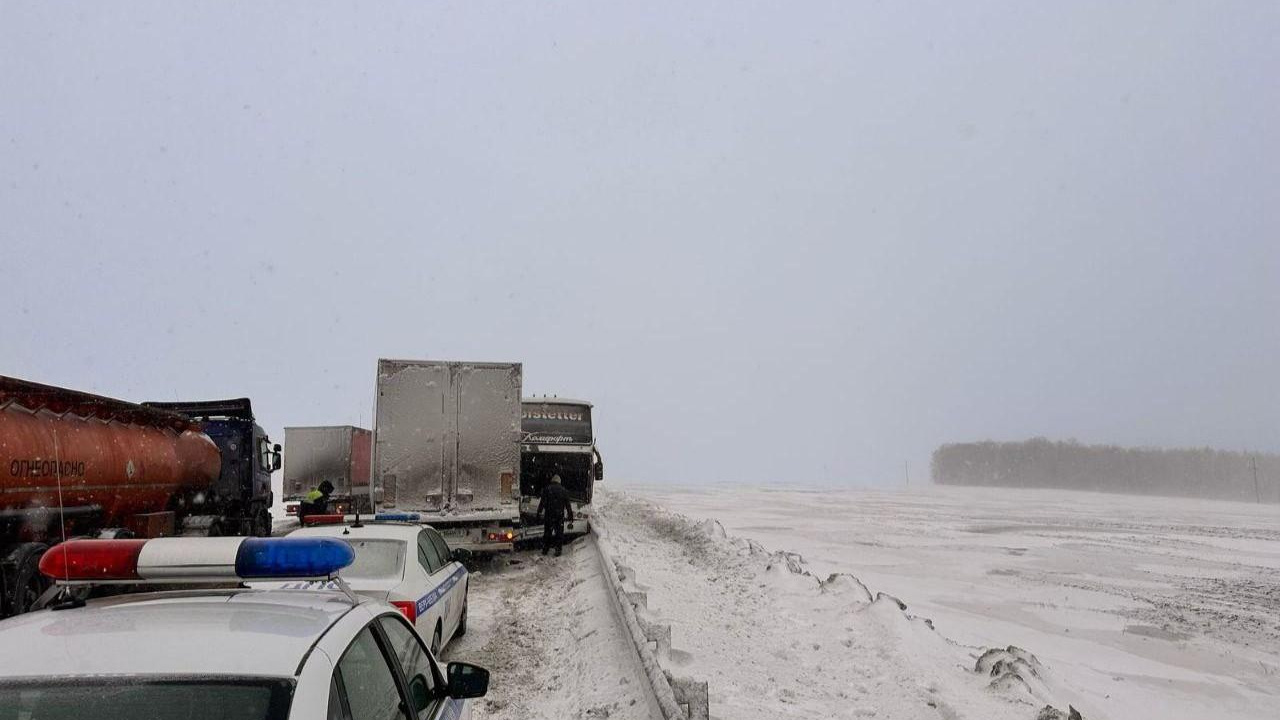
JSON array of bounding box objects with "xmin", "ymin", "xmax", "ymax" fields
[
  {"xmin": 281, "ymin": 425, "xmax": 373, "ymax": 516},
  {"xmin": 371, "ymin": 359, "xmax": 522, "ymax": 553},
  {"xmin": 0, "ymin": 376, "xmax": 279, "ymax": 617}
]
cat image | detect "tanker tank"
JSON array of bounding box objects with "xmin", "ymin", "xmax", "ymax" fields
[
  {"xmin": 0, "ymin": 375, "xmax": 277, "ymax": 617},
  {"xmin": 0, "ymin": 395, "xmax": 221, "ymax": 541}
]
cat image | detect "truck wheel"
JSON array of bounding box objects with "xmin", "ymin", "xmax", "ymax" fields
[
  {"xmin": 9, "ymin": 543, "xmax": 50, "ymax": 615},
  {"xmin": 251, "ymin": 507, "xmax": 272, "ymax": 537}
]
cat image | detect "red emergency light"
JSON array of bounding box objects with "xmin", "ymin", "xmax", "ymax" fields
[
  {"xmin": 302, "ymin": 514, "xmax": 346, "ymax": 526},
  {"xmin": 39, "ymin": 539, "xmax": 147, "ymax": 581}
]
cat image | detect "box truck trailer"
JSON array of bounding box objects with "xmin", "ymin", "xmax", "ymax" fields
[
  {"xmin": 371, "ymin": 359, "xmax": 522, "ymax": 553},
  {"xmin": 282, "ymin": 425, "xmax": 373, "ymax": 516}
]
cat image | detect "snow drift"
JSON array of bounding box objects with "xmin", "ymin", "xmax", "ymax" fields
[{"xmin": 595, "ymin": 489, "xmax": 1089, "ymax": 720}]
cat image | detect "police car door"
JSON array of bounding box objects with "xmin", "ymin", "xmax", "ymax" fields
[
  {"xmin": 414, "ymin": 530, "xmax": 451, "ymax": 652},
  {"xmin": 329, "ymin": 616, "xmax": 458, "ymax": 720},
  {"xmin": 425, "ymin": 528, "xmax": 464, "ymax": 636},
  {"xmin": 329, "ymin": 623, "xmax": 412, "ymax": 720},
  {"xmin": 377, "ymin": 614, "xmax": 463, "ymax": 720}
]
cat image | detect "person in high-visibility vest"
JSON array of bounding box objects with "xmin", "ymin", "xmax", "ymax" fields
[{"xmin": 298, "ymin": 480, "xmax": 335, "ymax": 521}]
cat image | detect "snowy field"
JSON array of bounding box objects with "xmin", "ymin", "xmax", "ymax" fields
[{"xmin": 614, "ymin": 484, "xmax": 1280, "ymax": 720}]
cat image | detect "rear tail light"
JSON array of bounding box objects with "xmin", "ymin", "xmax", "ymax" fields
[
  {"xmin": 285, "ymin": 504, "xmax": 299, "ymax": 516},
  {"xmin": 485, "ymin": 530, "xmax": 516, "ymax": 542},
  {"xmin": 391, "ymin": 600, "xmax": 418, "ymax": 623}
]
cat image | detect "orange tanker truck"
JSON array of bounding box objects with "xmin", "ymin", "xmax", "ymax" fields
[{"xmin": 0, "ymin": 375, "xmax": 280, "ymax": 616}]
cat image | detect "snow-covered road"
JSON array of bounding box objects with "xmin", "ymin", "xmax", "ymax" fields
[
  {"xmin": 442, "ymin": 537, "xmax": 663, "ymax": 720},
  {"xmin": 621, "ymin": 485, "xmax": 1280, "ymax": 720}
]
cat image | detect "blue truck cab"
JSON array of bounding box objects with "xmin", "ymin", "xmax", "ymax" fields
[{"xmin": 144, "ymin": 398, "xmax": 280, "ymax": 537}]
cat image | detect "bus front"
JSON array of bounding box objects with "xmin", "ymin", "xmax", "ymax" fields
[{"xmin": 519, "ymin": 399, "xmax": 602, "ymax": 537}]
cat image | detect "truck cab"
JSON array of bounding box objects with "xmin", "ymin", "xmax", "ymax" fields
[{"xmin": 144, "ymin": 399, "xmax": 280, "ymax": 536}]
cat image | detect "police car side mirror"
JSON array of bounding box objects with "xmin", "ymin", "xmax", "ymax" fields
[
  {"xmin": 408, "ymin": 674, "xmax": 432, "ymax": 711},
  {"xmin": 445, "ymin": 662, "xmax": 489, "ymax": 699}
]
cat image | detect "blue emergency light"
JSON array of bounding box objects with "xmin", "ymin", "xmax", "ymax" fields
[
  {"xmin": 234, "ymin": 537, "xmax": 356, "ymax": 578},
  {"xmin": 373, "ymin": 512, "xmax": 422, "ymax": 522}
]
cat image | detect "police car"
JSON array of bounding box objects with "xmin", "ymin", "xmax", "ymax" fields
[
  {"xmin": 274, "ymin": 514, "xmax": 469, "ymax": 655},
  {"xmin": 0, "ymin": 536, "xmax": 489, "ymax": 720}
]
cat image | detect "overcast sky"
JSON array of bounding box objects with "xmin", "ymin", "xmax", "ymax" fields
[{"xmin": 2, "ymin": 1, "xmax": 1276, "ymax": 487}]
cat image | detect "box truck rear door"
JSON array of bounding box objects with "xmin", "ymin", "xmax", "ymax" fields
[
  {"xmin": 453, "ymin": 363, "xmax": 521, "ymax": 511},
  {"xmin": 375, "ymin": 361, "xmax": 449, "ymax": 509}
]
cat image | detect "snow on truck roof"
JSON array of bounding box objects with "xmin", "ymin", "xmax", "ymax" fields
[
  {"xmin": 0, "ymin": 589, "xmax": 363, "ymax": 679},
  {"xmin": 288, "ymin": 522, "xmax": 426, "ymax": 541},
  {"xmin": 522, "ymin": 397, "xmax": 592, "ymax": 407}
]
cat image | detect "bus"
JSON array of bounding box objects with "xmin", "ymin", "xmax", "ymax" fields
[{"xmin": 519, "ymin": 397, "xmax": 603, "ymax": 539}]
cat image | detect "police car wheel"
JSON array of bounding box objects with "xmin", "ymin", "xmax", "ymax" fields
[{"xmin": 455, "ymin": 601, "xmax": 468, "ymax": 638}]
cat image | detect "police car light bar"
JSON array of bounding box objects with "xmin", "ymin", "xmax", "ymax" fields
[
  {"xmin": 373, "ymin": 512, "xmax": 421, "ymax": 522},
  {"xmin": 301, "ymin": 514, "xmax": 347, "ymax": 526},
  {"xmin": 39, "ymin": 537, "xmax": 356, "ymax": 584}
]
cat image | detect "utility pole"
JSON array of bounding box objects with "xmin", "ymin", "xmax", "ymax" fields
[
  {"xmin": 904, "ymin": 460, "xmax": 910, "ymax": 489},
  {"xmin": 1252, "ymin": 455, "xmax": 1262, "ymax": 503}
]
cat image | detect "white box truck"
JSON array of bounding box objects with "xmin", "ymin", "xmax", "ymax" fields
[
  {"xmin": 372, "ymin": 359, "xmax": 523, "ymax": 553},
  {"xmin": 281, "ymin": 425, "xmax": 374, "ymax": 517}
]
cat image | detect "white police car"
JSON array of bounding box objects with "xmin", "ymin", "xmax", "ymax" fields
[
  {"xmin": 0, "ymin": 536, "xmax": 489, "ymax": 720},
  {"xmin": 275, "ymin": 514, "xmax": 469, "ymax": 655}
]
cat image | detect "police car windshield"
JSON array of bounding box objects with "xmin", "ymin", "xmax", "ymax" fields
[
  {"xmin": 341, "ymin": 538, "xmax": 406, "ymax": 580},
  {"xmin": 0, "ymin": 676, "xmax": 293, "ymax": 720}
]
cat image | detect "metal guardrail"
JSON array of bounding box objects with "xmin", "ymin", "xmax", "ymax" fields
[{"xmin": 590, "ymin": 524, "xmax": 709, "ymax": 720}]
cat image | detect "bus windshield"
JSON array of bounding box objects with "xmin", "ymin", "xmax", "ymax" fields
[{"xmin": 522, "ymin": 403, "xmax": 592, "ymax": 445}]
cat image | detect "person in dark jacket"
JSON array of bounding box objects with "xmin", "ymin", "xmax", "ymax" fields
[{"xmin": 537, "ymin": 475, "xmax": 574, "ymax": 556}]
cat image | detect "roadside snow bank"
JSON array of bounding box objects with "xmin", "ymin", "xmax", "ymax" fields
[
  {"xmin": 596, "ymin": 489, "xmax": 1089, "ymax": 720},
  {"xmin": 594, "ymin": 522, "xmax": 704, "ymax": 720},
  {"xmin": 442, "ymin": 537, "xmax": 662, "ymax": 720}
]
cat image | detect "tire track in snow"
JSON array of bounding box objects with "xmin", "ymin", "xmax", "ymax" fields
[{"xmin": 443, "ymin": 537, "xmax": 663, "ymax": 720}]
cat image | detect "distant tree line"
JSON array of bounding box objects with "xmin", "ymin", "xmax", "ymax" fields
[{"xmin": 932, "ymin": 438, "xmax": 1280, "ymax": 503}]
